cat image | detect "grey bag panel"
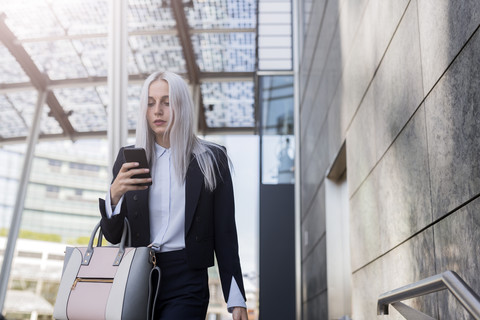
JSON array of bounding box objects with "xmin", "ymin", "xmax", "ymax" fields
[
  {"xmin": 121, "ymin": 247, "xmax": 153, "ymax": 319},
  {"xmin": 61, "ymin": 246, "xmax": 75, "ymax": 275}
]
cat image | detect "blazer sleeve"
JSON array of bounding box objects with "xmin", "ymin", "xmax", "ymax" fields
[
  {"xmin": 98, "ymin": 147, "xmax": 127, "ymax": 244},
  {"xmin": 213, "ymin": 149, "xmax": 247, "ymax": 303}
]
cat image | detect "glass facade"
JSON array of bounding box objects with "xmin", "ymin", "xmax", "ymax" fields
[{"xmin": 259, "ymin": 75, "xmax": 294, "ymax": 184}]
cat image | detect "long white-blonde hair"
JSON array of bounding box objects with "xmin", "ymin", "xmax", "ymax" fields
[{"xmin": 135, "ymin": 71, "xmax": 227, "ymax": 191}]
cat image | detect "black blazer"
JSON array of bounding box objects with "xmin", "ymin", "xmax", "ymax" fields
[{"xmin": 98, "ymin": 146, "xmax": 246, "ymax": 302}]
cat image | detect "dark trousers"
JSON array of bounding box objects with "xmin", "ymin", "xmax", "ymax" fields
[{"xmin": 154, "ymin": 250, "xmax": 209, "ymax": 320}]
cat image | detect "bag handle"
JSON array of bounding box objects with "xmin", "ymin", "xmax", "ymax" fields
[{"xmin": 82, "ymin": 218, "xmax": 132, "ymax": 266}]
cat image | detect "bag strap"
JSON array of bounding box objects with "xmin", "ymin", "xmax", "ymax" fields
[
  {"xmin": 82, "ymin": 218, "xmax": 130, "ymax": 266},
  {"xmin": 147, "ymin": 252, "xmax": 161, "ymax": 320},
  {"xmin": 113, "ymin": 218, "xmax": 131, "ymax": 266}
]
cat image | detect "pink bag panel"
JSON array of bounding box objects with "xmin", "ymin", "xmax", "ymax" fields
[
  {"xmin": 67, "ymin": 282, "xmax": 112, "ymax": 320},
  {"xmin": 77, "ymin": 247, "xmax": 134, "ymax": 278}
]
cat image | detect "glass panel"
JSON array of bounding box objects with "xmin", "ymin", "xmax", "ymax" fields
[
  {"xmin": 127, "ymin": 84, "xmax": 142, "ymax": 130},
  {"xmin": 54, "ymin": 87, "xmax": 107, "ymax": 132},
  {"xmin": 201, "ymin": 81, "xmax": 254, "ymax": 127},
  {"xmin": 0, "ymin": 91, "xmax": 62, "ymax": 137},
  {"xmin": 49, "ymin": 0, "xmax": 109, "ymax": 35},
  {"xmin": 129, "ymin": 35, "xmax": 186, "ymax": 74},
  {"xmin": 257, "ymin": 0, "xmax": 293, "ymax": 71},
  {"xmin": 128, "ymin": 48, "xmax": 141, "ymax": 75},
  {"xmin": 72, "ymin": 38, "xmax": 108, "ymax": 77},
  {"xmin": 185, "ymin": 0, "xmax": 256, "ymax": 29},
  {"xmin": 0, "ymin": 94, "xmax": 28, "ymax": 139},
  {"xmin": 24, "ymin": 41, "xmax": 87, "ymax": 80},
  {"xmin": 259, "ymin": 75, "xmax": 294, "ymax": 184},
  {"xmin": 128, "ymin": 0, "xmax": 176, "ymax": 31},
  {"xmin": 4, "ymin": 92, "xmax": 37, "ymax": 134},
  {"xmin": 96, "ymin": 84, "xmax": 141, "ymax": 131},
  {"xmin": 0, "ymin": 45, "xmax": 30, "ymax": 84},
  {"xmin": 2, "ymin": 0, "xmax": 65, "ymax": 40},
  {"xmin": 191, "ymin": 33, "xmax": 255, "ymax": 72}
]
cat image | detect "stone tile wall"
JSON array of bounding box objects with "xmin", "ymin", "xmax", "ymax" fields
[{"xmin": 299, "ymin": 0, "xmax": 480, "ymax": 318}]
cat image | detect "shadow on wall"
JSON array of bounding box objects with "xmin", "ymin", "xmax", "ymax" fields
[{"xmin": 421, "ymin": 1, "xmax": 480, "ymax": 318}]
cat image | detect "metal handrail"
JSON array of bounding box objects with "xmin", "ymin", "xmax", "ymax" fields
[{"xmin": 377, "ymin": 270, "xmax": 480, "ymax": 319}]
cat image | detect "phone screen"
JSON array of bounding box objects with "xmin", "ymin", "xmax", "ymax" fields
[{"xmin": 122, "ymin": 148, "xmax": 152, "ymax": 186}]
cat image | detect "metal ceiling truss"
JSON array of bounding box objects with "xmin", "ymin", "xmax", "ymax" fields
[
  {"xmin": 0, "ymin": 1, "xmax": 256, "ymax": 145},
  {"xmin": 0, "ymin": 13, "xmax": 76, "ymax": 141},
  {"xmin": 18, "ymin": 28, "xmax": 255, "ymax": 44},
  {"xmin": 0, "ymin": 72, "xmax": 254, "ymax": 93}
]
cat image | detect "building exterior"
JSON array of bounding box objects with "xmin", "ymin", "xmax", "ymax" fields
[
  {"xmin": 0, "ymin": 144, "xmax": 108, "ymax": 242},
  {"xmin": 298, "ymin": 0, "xmax": 480, "ymax": 319}
]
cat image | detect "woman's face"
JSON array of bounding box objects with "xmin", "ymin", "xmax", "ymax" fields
[{"xmin": 146, "ymin": 80, "xmax": 171, "ymax": 144}]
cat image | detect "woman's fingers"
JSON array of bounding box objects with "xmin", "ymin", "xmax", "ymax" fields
[
  {"xmin": 130, "ymin": 177, "xmax": 152, "ymax": 185},
  {"xmin": 119, "ymin": 161, "xmax": 140, "ymax": 172},
  {"xmin": 122, "ymin": 167, "xmax": 149, "ymax": 179}
]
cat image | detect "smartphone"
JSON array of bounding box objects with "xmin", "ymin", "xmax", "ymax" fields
[{"xmin": 123, "ymin": 148, "xmax": 152, "ymax": 186}]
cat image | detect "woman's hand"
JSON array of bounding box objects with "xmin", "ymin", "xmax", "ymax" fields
[
  {"xmin": 232, "ymin": 307, "xmax": 248, "ymax": 320},
  {"xmin": 110, "ymin": 162, "xmax": 152, "ymax": 205}
]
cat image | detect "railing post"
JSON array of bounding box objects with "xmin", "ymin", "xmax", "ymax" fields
[{"xmin": 377, "ymin": 271, "xmax": 480, "ymax": 319}]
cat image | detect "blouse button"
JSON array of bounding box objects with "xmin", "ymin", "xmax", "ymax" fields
[{"xmin": 133, "ymin": 195, "xmax": 138, "ymax": 201}]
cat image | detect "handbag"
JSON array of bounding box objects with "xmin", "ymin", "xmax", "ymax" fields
[{"xmin": 53, "ymin": 218, "xmax": 161, "ymax": 320}]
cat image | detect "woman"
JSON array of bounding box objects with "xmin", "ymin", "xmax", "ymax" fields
[{"xmin": 99, "ymin": 71, "xmax": 248, "ymax": 320}]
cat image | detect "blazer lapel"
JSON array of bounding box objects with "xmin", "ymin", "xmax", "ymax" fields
[{"xmin": 185, "ymin": 156, "xmax": 203, "ymax": 235}]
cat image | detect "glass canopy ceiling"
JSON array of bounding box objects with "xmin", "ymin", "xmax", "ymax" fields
[{"xmin": 0, "ymin": 0, "xmax": 258, "ymax": 143}]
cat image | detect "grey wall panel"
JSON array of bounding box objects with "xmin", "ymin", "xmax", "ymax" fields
[
  {"xmin": 323, "ymin": 22, "xmax": 343, "ymax": 109},
  {"xmin": 370, "ymin": 1, "xmax": 410, "ymax": 65},
  {"xmin": 417, "ymin": 0, "xmax": 480, "ymax": 95},
  {"xmin": 376, "ymin": 105, "xmax": 432, "ymax": 254},
  {"xmin": 327, "ymin": 94, "xmax": 344, "ymax": 165},
  {"xmin": 300, "ymin": 122, "xmax": 329, "ymax": 213},
  {"xmin": 338, "ymin": 0, "xmax": 370, "ymax": 61},
  {"xmin": 351, "ymin": 257, "xmax": 380, "ymax": 320},
  {"xmin": 338, "ymin": 0, "xmax": 408, "ymax": 135},
  {"xmin": 433, "ymin": 196, "xmax": 480, "ymax": 319},
  {"xmin": 301, "ymin": 182, "xmax": 326, "ymax": 260},
  {"xmin": 373, "ymin": 0, "xmax": 424, "ymax": 161},
  {"xmin": 349, "ymin": 174, "xmax": 380, "ymax": 271},
  {"xmin": 300, "ymin": 118, "xmax": 318, "ymax": 174},
  {"xmin": 300, "ymin": 0, "xmax": 328, "ymax": 103},
  {"xmin": 302, "ymin": 236, "xmax": 327, "ymax": 301},
  {"xmin": 346, "ymin": 90, "xmax": 376, "ymax": 197},
  {"xmin": 339, "ymin": 26, "xmax": 377, "ymax": 133},
  {"xmin": 301, "ymin": 0, "xmax": 341, "ymax": 140},
  {"xmin": 259, "ymin": 184, "xmax": 295, "ymax": 319},
  {"xmin": 303, "ymin": 290, "xmax": 328, "ymax": 320},
  {"xmin": 351, "ymin": 228, "xmax": 437, "ymax": 320},
  {"xmin": 425, "ymin": 28, "xmax": 480, "ymax": 220}
]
